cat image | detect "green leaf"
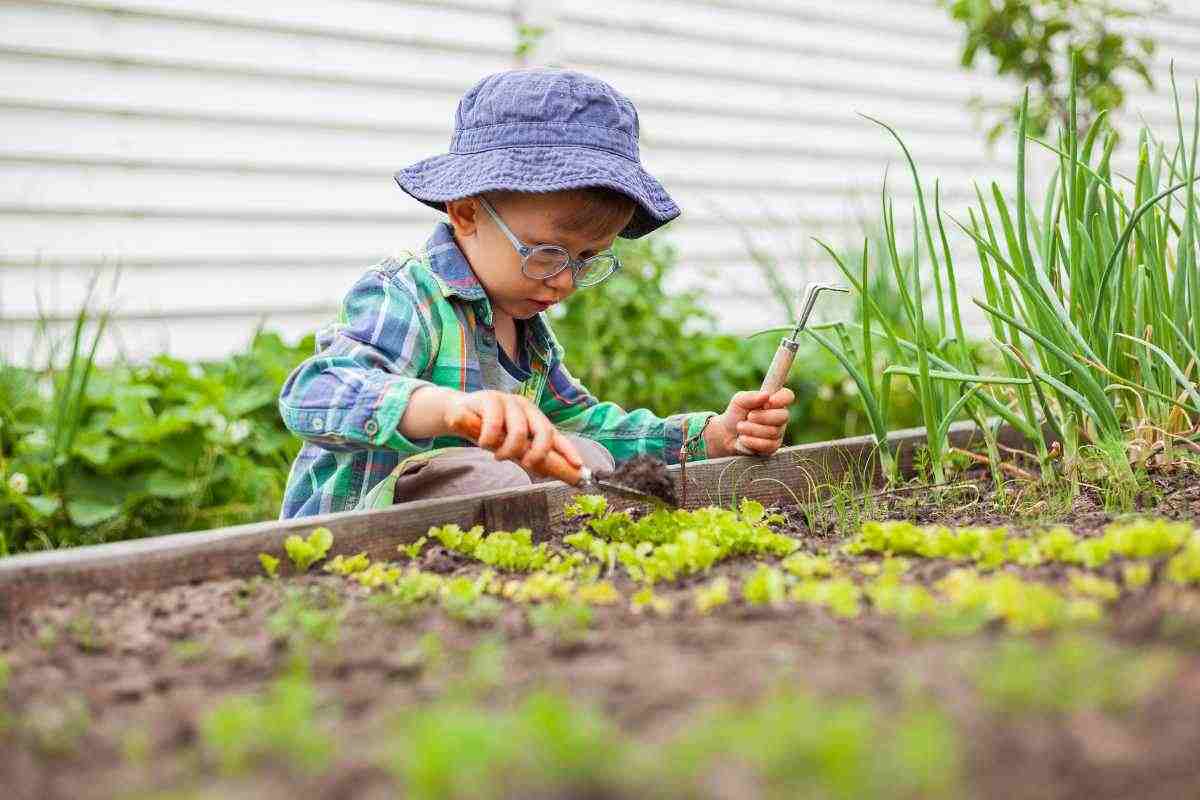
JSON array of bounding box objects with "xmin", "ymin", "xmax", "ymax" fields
[
  {"xmin": 66, "ymin": 496, "xmax": 123, "ymax": 528},
  {"xmin": 146, "ymin": 469, "xmax": 195, "ymax": 500},
  {"xmin": 26, "ymin": 494, "xmax": 61, "ymax": 518}
]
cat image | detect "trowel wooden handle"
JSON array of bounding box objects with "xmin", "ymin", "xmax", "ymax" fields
[
  {"xmin": 446, "ymin": 408, "xmax": 584, "ymax": 486},
  {"xmin": 734, "ymin": 339, "xmax": 798, "ymax": 456}
]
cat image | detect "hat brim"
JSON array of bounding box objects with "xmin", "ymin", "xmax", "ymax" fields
[{"xmin": 392, "ymin": 145, "xmax": 679, "ymax": 239}]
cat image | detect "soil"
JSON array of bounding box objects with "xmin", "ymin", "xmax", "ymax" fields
[
  {"xmin": 3, "ymin": 465, "xmax": 1200, "ymax": 799},
  {"xmin": 602, "ymin": 454, "xmax": 677, "ymax": 505}
]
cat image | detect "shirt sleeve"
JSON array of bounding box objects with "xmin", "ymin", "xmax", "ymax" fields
[
  {"xmin": 277, "ymin": 267, "xmax": 438, "ymax": 456},
  {"xmin": 538, "ymin": 356, "xmax": 717, "ymax": 465}
]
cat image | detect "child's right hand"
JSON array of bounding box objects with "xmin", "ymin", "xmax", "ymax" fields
[{"xmin": 443, "ymin": 390, "xmax": 584, "ymax": 475}]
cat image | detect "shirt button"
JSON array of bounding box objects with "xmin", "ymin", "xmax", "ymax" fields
[
  {"xmin": 311, "ymin": 417, "xmax": 324, "ymax": 432},
  {"xmin": 364, "ymin": 418, "xmax": 379, "ymax": 436}
]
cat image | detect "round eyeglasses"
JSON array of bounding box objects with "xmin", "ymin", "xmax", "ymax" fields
[{"xmin": 478, "ymin": 195, "xmax": 621, "ymax": 288}]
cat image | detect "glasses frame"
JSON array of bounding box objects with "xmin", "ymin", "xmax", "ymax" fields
[{"xmin": 477, "ymin": 195, "xmax": 621, "ymax": 288}]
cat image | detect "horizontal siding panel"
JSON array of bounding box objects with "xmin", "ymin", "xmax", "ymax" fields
[{"xmin": 3, "ymin": 0, "xmax": 1198, "ymax": 359}]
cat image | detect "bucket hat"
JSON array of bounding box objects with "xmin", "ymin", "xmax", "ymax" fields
[{"xmin": 393, "ymin": 67, "xmax": 680, "ymax": 239}]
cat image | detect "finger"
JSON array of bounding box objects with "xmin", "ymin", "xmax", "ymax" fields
[
  {"xmin": 522, "ymin": 405, "xmax": 555, "ymax": 470},
  {"xmin": 767, "ymin": 387, "xmax": 795, "ymax": 408},
  {"xmin": 552, "ymin": 430, "xmax": 585, "ymax": 469},
  {"xmin": 747, "ymin": 408, "xmax": 790, "ymax": 426},
  {"xmin": 732, "ymin": 390, "xmax": 769, "ymax": 412},
  {"xmin": 736, "ymin": 420, "xmax": 782, "ymax": 440},
  {"xmin": 477, "ymin": 392, "xmax": 506, "ymax": 449},
  {"xmin": 737, "ymin": 434, "xmax": 783, "ymax": 454},
  {"xmin": 496, "ymin": 397, "xmax": 529, "ymax": 461}
]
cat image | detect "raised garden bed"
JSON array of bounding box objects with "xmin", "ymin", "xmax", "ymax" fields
[{"xmin": 3, "ymin": 422, "xmax": 1200, "ymax": 799}]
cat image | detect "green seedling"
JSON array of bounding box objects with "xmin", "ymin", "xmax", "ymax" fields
[
  {"xmin": 1167, "ymin": 536, "xmax": 1200, "ymax": 584},
  {"xmin": 398, "ymin": 536, "xmax": 427, "ymax": 560},
  {"xmin": 790, "ymin": 578, "xmax": 863, "ymax": 619},
  {"xmin": 694, "ymin": 577, "xmax": 731, "ymax": 614},
  {"xmin": 201, "ymin": 657, "xmax": 333, "ymax": 776},
  {"xmin": 574, "ymin": 580, "xmax": 620, "ymax": 605},
  {"xmin": 528, "ymin": 601, "xmax": 594, "ymax": 648},
  {"xmin": 284, "ymin": 527, "xmax": 333, "ymax": 572},
  {"xmin": 1123, "ymin": 561, "xmax": 1153, "ymax": 589},
  {"xmin": 323, "ymin": 552, "xmax": 370, "ymax": 576},
  {"xmin": 65, "ymin": 613, "xmax": 106, "ymax": 653},
  {"xmin": 565, "ymin": 500, "xmax": 796, "ymax": 584},
  {"xmin": 1066, "ymin": 571, "xmax": 1120, "ymax": 601},
  {"xmin": 976, "ymin": 635, "xmax": 1177, "ymax": 715},
  {"xmin": 742, "ymin": 565, "xmax": 787, "ymax": 606},
  {"xmin": 429, "ymin": 524, "xmax": 551, "ymax": 572},
  {"xmin": 23, "ymin": 693, "xmax": 92, "ymax": 757},
  {"xmin": 440, "ymin": 576, "xmax": 502, "ymax": 625},
  {"xmin": 630, "ymin": 586, "xmax": 674, "ymax": 616},
  {"xmin": 268, "ymin": 587, "xmax": 344, "ymax": 649},
  {"xmin": 258, "ymin": 553, "xmax": 280, "ymax": 579}
]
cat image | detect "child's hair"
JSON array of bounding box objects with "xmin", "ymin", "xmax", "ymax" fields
[{"xmin": 484, "ymin": 187, "xmax": 636, "ymax": 241}]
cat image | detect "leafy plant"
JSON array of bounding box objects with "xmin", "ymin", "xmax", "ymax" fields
[
  {"xmin": 693, "ymin": 577, "xmax": 731, "ymax": 614},
  {"xmin": 528, "ymin": 601, "xmax": 593, "ymax": 648},
  {"xmin": 742, "ymin": 564, "xmax": 787, "ymax": 606},
  {"xmin": 941, "ymin": 0, "xmax": 1160, "ymax": 144},
  {"xmin": 283, "ymin": 527, "xmax": 333, "ymax": 572},
  {"xmin": 0, "ymin": 330, "xmax": 311, "ymax": 553}
]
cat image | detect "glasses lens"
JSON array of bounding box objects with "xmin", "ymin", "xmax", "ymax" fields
[
  {"xmin": 523, "ymin": 246, "xmax": 570, "ymax": 278},
  {"xmin": 574, "ymin": 254, "xmax": 618, "ymax": 287}
]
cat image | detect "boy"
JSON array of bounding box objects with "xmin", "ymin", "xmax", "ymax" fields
[{"xmin": 278, "ymin": 67, "xmax": 794, "ymax": 519}]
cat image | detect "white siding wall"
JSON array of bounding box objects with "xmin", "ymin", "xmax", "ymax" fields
[{"xmin": 2, "ymin": 0, "xmax": 1199, "ymax": 360}]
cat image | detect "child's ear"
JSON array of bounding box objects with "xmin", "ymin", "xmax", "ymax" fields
[{"xmin": 446, "ymin": 197, "xmax": 481, "ymax": 237}]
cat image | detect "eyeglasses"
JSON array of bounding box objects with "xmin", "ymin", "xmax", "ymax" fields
[{"xmin": 477, "ymin": 195, "xmax": 621, "ymax": 288}]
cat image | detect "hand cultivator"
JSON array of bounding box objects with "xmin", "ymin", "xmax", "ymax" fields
[{"xmin": 734, "ymin": 282, "xmax": 849, "ymax": 456}]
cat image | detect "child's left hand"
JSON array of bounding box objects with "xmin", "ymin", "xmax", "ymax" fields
[{"xmin": 704, "ymin": 388, "xmax": 795, "ymax": 458}]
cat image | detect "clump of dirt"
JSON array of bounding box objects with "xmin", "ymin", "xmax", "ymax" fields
[{"xmin": 605, "ymin": 455, "xmax": 676, "ymax": 506}]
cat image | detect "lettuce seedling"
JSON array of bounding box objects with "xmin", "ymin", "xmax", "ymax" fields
[
  {"xmin": 1166, "ymin": 536, "xmax": 1200, "ymax": 585},
  {"xmin": 284, "ymin": 527, "xmax": 333, "ymax": 572},
  {"xmin": 630, "ymin": 586, "xmax": 674, "ymax": 616},
  {"xmin": 1123, "ymin": 562, "xmax": 1153, "ymax": 589},
  {"xmin": 323, "ymin": 552, "xmax": 370, "ymax": 576},
  {"xmin": 742, "ymin": 565, "xmax": 786, "ymax": 606},
  {"xmin": 574, "ymin": 581, "xmax": 620, "ymax": 606},
  {"xmin": 1066, "ymin": 571, "xmax": 1120, "ymax": 601},
  {"xmin": 528, "ymin": 601, "xmax": 593, "ymax": 648},
  {"xmin": 790, "ymin": 578, "xmax": 862, "ymax": 619},
  {"xmin": 781, "ymin": 552, "xmax": 836, "ymax": 579},
  {"xmin": 258, "ymin": 553, "xmax": 280, "ymax": 579},
  {"xmin": 694, "ymin": 577, "xmax": 730, "ymax": 614},
  {"xmin": 398, "ymin": 536, "xmax": 427, "ymax": 560}
]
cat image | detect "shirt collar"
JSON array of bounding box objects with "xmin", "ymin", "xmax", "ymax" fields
[{"xmin": 422, "ymin": 221, "xmax": 556, "ymax": 362}]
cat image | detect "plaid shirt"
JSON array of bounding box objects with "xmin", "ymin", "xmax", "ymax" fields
[{"xmin": 278, "ymin": 222, "xmax": 715, "ymax": 519}]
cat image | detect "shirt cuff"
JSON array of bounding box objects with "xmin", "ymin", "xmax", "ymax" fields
[
  {"xmin": 662, "ymin": 411, "xmax": 719, "ymax": 465},
  {"xmin": 372, "ymin": 377, "xmax": 437, "ymax": 453}
]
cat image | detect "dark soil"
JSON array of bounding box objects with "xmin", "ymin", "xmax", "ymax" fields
[
  {"xmin": 603, "ymin": 454, "xmax": 677, "ymax": 505},
  {"xmin": 3, "ymin": 465, "xmax": 1200, "ymax": 799}
]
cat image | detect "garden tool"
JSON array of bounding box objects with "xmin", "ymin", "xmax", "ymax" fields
[
  {"xmin": 447, "ymin": 409, "xmax": 673, "ymax": 505},
  {"xmin": 734, "ymin": 282, "xmax": 850, "ymax": 456}
]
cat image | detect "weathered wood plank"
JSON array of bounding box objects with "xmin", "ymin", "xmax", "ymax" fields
[{"xmin": 0, "ymin": 421, "xmax": 1022, "ymax": 615}]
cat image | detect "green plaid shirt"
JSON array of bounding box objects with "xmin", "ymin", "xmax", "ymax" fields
[{"xmin": 278, "ymin": 222, "xmax": 714, "ymax": 518}]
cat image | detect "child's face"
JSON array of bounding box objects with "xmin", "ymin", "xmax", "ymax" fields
[{"xmin": 446, "ymin": 191, "xmax": 633, "ymax": 321}]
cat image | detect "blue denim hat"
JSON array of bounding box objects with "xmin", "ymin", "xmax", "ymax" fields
[{"xmin": 393, "ymin": 67, "xmax": 680, "ymax": 239}]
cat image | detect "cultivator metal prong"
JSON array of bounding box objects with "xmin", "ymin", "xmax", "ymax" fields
[{"xmin": 785, "ymin": 282, "xmax": 850, "ymax": 345}]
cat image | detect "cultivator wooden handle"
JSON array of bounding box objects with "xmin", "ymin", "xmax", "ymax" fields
[
  {"xmin": 446, "ymin": 408, "xmax": 585, "ymax": 487},
  {"xmin": 734, "ymin": 282, "xmax": 849, "ymax": 456}
]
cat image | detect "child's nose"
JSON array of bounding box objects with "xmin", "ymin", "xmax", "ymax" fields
[{"xmin": 545, "ymin": 267, "xmax": 576, "ymax": 293}]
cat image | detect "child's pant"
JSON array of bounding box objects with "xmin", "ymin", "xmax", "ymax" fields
[{"xmin": 355, "ymin": 435, "xmax": 615, "ymax": 511}]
